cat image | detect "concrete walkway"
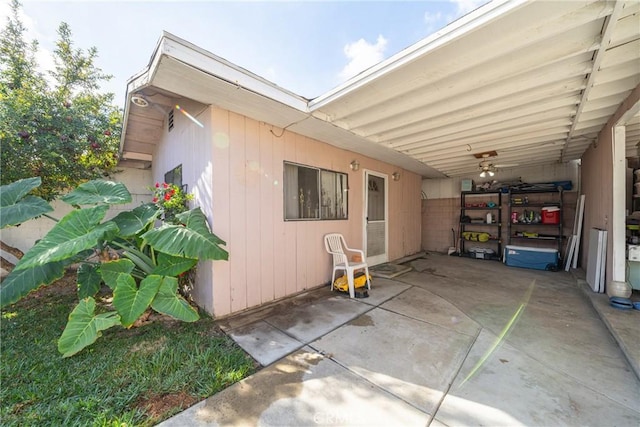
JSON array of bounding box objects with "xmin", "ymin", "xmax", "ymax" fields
[{"xmin": 160, "ymin": 253, "xmax": 640, "ymax": 426}]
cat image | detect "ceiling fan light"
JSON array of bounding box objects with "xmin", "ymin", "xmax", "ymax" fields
[
  {"xmin": 489, "ymin": 170, "xmax": 495, "ymax": 177},
  {"xmin": 480, "ymin": 171, "xmax": 487, "ymax": 178}
]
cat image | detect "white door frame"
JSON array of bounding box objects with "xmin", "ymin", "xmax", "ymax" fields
[{"xmin": 363, "ymin": 170, "xmax": 389, "ymax": 266}]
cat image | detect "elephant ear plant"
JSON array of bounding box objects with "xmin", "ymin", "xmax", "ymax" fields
[{"xmin": 0, "ymin": 178, "xmax": 228, "ymax": 357}]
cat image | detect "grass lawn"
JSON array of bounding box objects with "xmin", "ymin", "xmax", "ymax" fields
[{"xmin": 0, "ymin": 273, "xmax": 257, "ymax": 426}]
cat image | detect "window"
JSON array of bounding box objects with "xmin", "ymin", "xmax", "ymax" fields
[
  {"xmin": 164, "ymin": 164, "xmax": 183, "ymax": 188},
  {"xmin": 284, "ymin": 162, "xmax": 348, "ymax": 221}
]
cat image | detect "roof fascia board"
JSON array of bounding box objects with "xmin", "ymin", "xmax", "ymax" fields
[
  {"xmin": 159, "ymin": 32, "xmax": 309, "ymax": 112},
  {"xmin": 308, "ymin": 0, "xmax": 528, "ymax": 111},
  {"xmin": 119, "ymin": 34, "xmax": 167, "ymax": 154}
]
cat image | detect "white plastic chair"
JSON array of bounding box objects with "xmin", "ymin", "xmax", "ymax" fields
[{"xmin": 324, "ymin": 233, "xmax": 371, "ymax": 298}]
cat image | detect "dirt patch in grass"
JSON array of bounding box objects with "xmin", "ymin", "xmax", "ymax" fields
[
  {"xmin": 134, "ymin": 391, "xmax": 199, "ymax": 420},
  {"xmin": 30, "ymin": 272, "xmax": 77, "ymax": 297},
  {"xmin": 129, "ymin": 336, "xmax": 168, "ymax": 354},
  {"xmin": 11, "ymin": 272, "xmax": 78, "ymax": 310}
]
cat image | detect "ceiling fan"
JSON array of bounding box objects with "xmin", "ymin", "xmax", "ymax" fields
[{"xmin": 475, "ymin": 151, "xmax": 519, "ymax": 177}]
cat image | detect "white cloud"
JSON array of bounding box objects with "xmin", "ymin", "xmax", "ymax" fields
[
  {"xmin": 263, "ymin": 66, "xmax": 277, "ymax": 82},
  {"xmin": 450, "ymin": 0, "xmax": 488, "ymax": 16},
  {"xmin": 339, "ymin": 34, "xmax": 388, "ymax": 81},
  {"xmin": 424, "ymin": 11, "xmax": 444, "ymax": 32}
]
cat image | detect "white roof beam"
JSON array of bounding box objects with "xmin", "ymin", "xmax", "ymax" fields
[
  {"xmin": 384, "ymin": 95, "xmax": 580, "ymax": 148},
  {"xmin": 343, "ymin": 42, "xmax": 595, "ymax": 131},
  {"xmin": 563, "ymin": 0, "xmax": 624, "ymax": 160},
  {"xmin": 418, "ymin": 139, "xmax": 566, "ymax": 164},
  {"xmin": 388, "ymin": 106, "xmax": 576, "ymax": 151},
  {"xmin": 403, "ymin": 120, "xmax": 570, "ymax": 156},
  {"xmin": 425, "ymin": 145, "xmax": 564, "ymax": 169},
  {"xmin": 412, "ymin": 132, "xmax": 569, "ymax": 163},
  {"xmin": 365, "ymin": 77, "xmax": 585, "ymax": 143}
]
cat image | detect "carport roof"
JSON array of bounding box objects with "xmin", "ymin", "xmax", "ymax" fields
[{"xmin": 121, "ymin": 0, "xmax": 640, "ymax": 178}]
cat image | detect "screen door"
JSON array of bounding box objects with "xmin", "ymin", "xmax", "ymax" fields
[{"xmin": 365, "ymin": 171, "xmax": 388, "ymax": 265}]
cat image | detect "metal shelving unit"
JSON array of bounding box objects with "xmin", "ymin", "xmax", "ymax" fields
[
  {"xmin": 459, "ymin": 191, "xmax": 502, "ymax": 260},
  {"xmin": 507, "ymin": 189, "xmax": 564, "ymax": 255}
]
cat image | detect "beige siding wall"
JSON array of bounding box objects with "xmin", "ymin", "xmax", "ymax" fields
[
  {"xmin": 580, "ymin": 84, "xmax": 640, "ymax": 284},
  {"xmin": 152, "ymin": 100, "xmax": 216, "ymax": 314},
  {"xmin": 208, "ymin": 108, "xmax": 422, "ymax": 317},
  {"xmin": 581, "ymin": 140, "xmax": 612, "ymax": 280}
]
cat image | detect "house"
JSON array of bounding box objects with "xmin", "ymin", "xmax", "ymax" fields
[{"xmin": 115, "ymin": 0, "xmax": 639, "ymax": 318}]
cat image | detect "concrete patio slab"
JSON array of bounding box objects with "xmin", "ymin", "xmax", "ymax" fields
[
  {"xmin": 226, "ymin": 320, "xmax": 304, "ymax": 366},
  {"xmin": 380, "ymin": 286, "xmax": 480, "ymax": 336},
  {"xmin": 436, "ymin": 328, "xmax": 640, "ymax": 426},
  {"xmin": 160, "ymin": 348, "xmax": 431, "ymax": 427},
  {"xmin": 311, "ymin": 307, "xmax": 476, "ymax": 414},
  {"xmin": 356, "ymin": 277, "xmax": 411, "ymax": 306},
  {"xmin": 160, "ymin": 252, "xmax": 640, "ymax": 427},
  {"xmin": 582, "ymin": 282, "xmax": 640, "ymax": 380},
  {"xmin": 265, "ymin": 295, "xmax": 371, "ymax": 343},
  {"xmin": 217, "ymin": 288, "xmax": 334, "ymax": 332},
  {"xmin": 504, "ymin": 304, "xmax": 640, "ymax": 412}
]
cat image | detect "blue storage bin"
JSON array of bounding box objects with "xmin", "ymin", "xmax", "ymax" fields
[{"xmin": 503, "ymin": 245, "xmax": 559, "ymax": 271}]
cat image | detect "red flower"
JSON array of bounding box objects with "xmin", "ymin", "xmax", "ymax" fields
[
  {"xmin": 163, "ymin": 183, "xmax": 169, "ymax": 189},
  {"xmin": 164, "ymin": 193, "xmax": 171, "ymax": 201},
  {"xmin": 155, "ymin": 182, "xmax": 160, "ymax": 188},
  {"xmin": 169, "ymin": 189, "xmax": 176, "ymax": 196},
  {"xmin": 152, "ymin": 197, "xmax": 158, "ymax": 203}
]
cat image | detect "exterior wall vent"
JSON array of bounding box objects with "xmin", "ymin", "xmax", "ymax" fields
[{"xmin": 168, "ymin": 109, "xmax": 174, "ymax": 132}]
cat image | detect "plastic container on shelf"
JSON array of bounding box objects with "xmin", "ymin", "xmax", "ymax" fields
[{"xmin": 541, "ymin": 206, "xmax": 560, "ymax": 224}]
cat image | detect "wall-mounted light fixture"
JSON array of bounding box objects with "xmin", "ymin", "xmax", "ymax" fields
[
  {"xmin": 392, "ymin": 172, "xmax": 401, "ymax": 181},
  {"xmin": 131, "ymin": 94, "xmax": 149, "ymax": 107},
  {"xmin": 350, "ymin": 160, "xmax": 360, "ymax": 171}
]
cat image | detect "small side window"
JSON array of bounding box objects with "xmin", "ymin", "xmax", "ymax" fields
[{"xmin": 164, "ymin": 164, "xmax": 182, "ymax": 188}]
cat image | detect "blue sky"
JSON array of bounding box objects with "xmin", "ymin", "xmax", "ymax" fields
[{"xmin": 1, "ymin": 1, "xmax": 487, "ymax": 108}]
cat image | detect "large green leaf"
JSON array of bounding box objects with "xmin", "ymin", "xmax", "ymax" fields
[
  {"xmin": 143, "ymin": 208, "xmax": 229, "ymax": 261},
  {"xmin": 15, "ymin": 205, "xmax": 117, "ymax": 271},
  {"xmin": 0, "ymin": 195, "xmax": 53, "ymax": 229},
  {"xmin": 61, "ymin": 180, "xmax": 132, "ymax": 206},
  {"xmin": 151, "ymin": 276, "xmax": 199, "ymax": 322},
  {"xmin": 152, "ymin": 252, "xmax": 197, "ymax": 277},
  {"xmin": 110, "ymin": 204, "xmax": 160, "ymax": 237},
  {"xmin": 58, "ymin": 298, "xmax": 121, "ymax": 358},
  {"xmin": 113, "ymin": 274, "xmax": 161, "ymax": 328},
  {"xmin": 99, "ymin": 259, "xmax": 135, "ymax": 290},
  {"xmin": 77, "ymin": 263, "xmax": 102, "ymax": 299},
  {"xmin": 0, "ymin": 261, "xmax": 66, "ymax": 308},
  {"xmin": 0, "ymin": 177, "xmax": 41, "ymax": 207},
  {"xmin": 177, "ymin": 208, "xmax": 226, "ymax": 245},
  {"xmin": 0, "ymin": 177, "xmax": 53, "ymax": 228}
]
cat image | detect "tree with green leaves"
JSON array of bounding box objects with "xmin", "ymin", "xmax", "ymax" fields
[{"xmin": 0, "ymin": 0, "xmax": 121, "ymax": 201}]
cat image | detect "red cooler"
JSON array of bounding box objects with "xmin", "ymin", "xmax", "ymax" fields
[{"xmin": 541, "ymin": 206, "xmax": 560, "ymax": 224}]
